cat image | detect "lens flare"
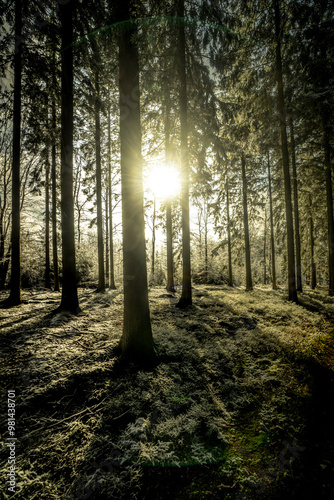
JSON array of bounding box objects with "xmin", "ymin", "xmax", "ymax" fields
[{"xmin": 147, "ymin": 165, "xmax": 180, "ymax": 199}]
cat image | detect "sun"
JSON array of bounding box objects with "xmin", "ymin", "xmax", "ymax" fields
[{"xmin": 146, "ymin": 165, "xmax": 180, "ymax": 199}]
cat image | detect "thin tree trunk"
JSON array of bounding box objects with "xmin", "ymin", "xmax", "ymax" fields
[
  {"xmin": 165, "ymin": 82, "xmax": 174, "ymax": 293},
  {"xmin": 51, "ymin": 94, "xmax": 60, "ymax": 292},
  {"xmin": 77, "ymin": 208, "xmax": 81, "ymax": 246},
  {"xmin": 177, "ymin": 0, "xmax": 192, "ymax": 307},
  {"xmin": 274, "ymin": 0, "xmax": 297, "ymax": 301},
  {"xmin": 309, "ymin": 193, "xmax": 316, "ymax": 289},
  {"xmin": 105, "ymin": 186, "xmax": 109, "ymax": 286},
  {"xmin": 198, "ymin": 210, "xmax": 202, "ymax": 263},
  {"xmin": 118, "ymin": 0, "xmax": 156, "ymax": 366},
  {"xmin": 95, "ymin": 69, "xmax": 105, "ymax": 292},
  {"xmin": 323, "ymin": 114, "xmax": 334, "ymax": 295},
  {"xmin": 6, "ymin": 0, "xmax": 22, "ymax": 306},
  {"xmin": 58, "ymin": 0, "xmax": 80, "ymax": 313},
  {"xmin": 166, "ymin": 200, "xmax": 174, "ymax": 292},
  {"xmin": 241, "ymin": 152, "xmax": 253, "ymax": 291},
  {"xmin": 226, "ymin": 176, "xmax": 233, "ymax": 286},
  {"xmin": 264, "ymin": 207, "xmax": 267, "ymax": 285},
  {"xmin": 45, "ymin": 157, "xmax": 51, "ymax": 288},
  {"xmin": 151, "ymin": 196, "xmax": 156, "ymax": 282},
  {"xmin": 204, "ymin": 201, "xmax": 208, "ymax": 283},
  {"xmin": 289, "ymin": 116, "xmax": 302, "ymax": 291},
  {"xmin": 267, "ymin": 152, "xmax": 277, "ymax": 290},
  {"xmin": 107, "ymin": 107, "xmax": 116, "ymax": 290}
]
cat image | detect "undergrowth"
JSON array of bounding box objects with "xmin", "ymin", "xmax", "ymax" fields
[{"xmin": 0, "ymin": 285, "xmax": 333, "ymax": 499}]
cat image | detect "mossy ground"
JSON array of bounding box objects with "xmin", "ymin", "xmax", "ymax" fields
[{"xmin": 0, "ymin": 285, "xmax": 333, "ymax": 499}]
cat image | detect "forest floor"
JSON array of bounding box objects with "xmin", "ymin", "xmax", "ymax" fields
[{"xmin": 0, "ymin": 284, "xmax": 334, "ymax": 500}]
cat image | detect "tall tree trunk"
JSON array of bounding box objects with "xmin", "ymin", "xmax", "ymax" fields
[
  {"xmin": 166, "ymin": 200, "xmax": 174, "ymax": 292},
  {"xmin": 177, "ymin": 0, "xmax": 192, "ymax": 307},
  {"xmin": 322, "ymin": 113, "xmax": 334, "ymax": 295},
  {"xmin": 95, "ymin": 69, "xmax": 105, "ymax": 292},
  {"xmin": 107, "ymin": 107, "xmax": 116, "ymax": 290},
  {"xmin": 6, "ymin": 0, "xmax": 22, "ymax": 306},
  {"xmin": 198, "ymin": 210, "xmax": 203, "ymax": 263},
  {"xmin": 165, "ymin": 83, "xmax": 174, "ymax": 293},
  {"xmin": 226, "ymin": 176, "xmax": 233, "ymax": 286},
  {"xmin": 274, "ymin": 0, "xmax": 297, "ymax": 301},
  {"xmin": 309, "ymin": 193, "xmax": 316, "ymax": 290},
  {"xmin": 118, "ymin": 0, "xmax": 156, "ymax": 366},
  {"xmin": 204, "ymin": 201, "xmax": 208, "ymax": 283},
  {"xmin": 45, "ymin": 157, "xmax": 51, "ymax": 288},
  {"xmin": 267, "ymin": 152, "xmax": 277, "ymax": 290},
  {"xmin": 263, "ymin": 207, "xmax": 267, "ymax": 285},
  {"xmin": 105, "ymin": 186, "xmax": 109, "ymax": 286},
  {"xmin": 151, "ymin": 196, "xmax": 156, "ymax": 282},
  {"xmin": 289, "ymin": 116, "xmax": 302, "ymax": 292},
  {"xmin": 58, "ymin": 0, "xmax": 80, "ymax": 314},
  {"xmin": 51, "ymin": 94, "xmax": 60, "ymax": 292},
  {"xmin": 241, "ymin": 152, "xmax": 253, "ymax": 291}
]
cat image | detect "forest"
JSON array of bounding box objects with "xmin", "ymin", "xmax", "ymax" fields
[{"xmin": 0, "ymin": 0, "xmax": 334, "ymax": 498}]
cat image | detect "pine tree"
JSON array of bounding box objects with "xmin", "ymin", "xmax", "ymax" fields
[
  {"xmin": 274, "ymin": 0, "xmax": 297, "ymax": 302},
  {"xmin": 51, "ymin": 88, "xmax": 60, "ymax": 292},
  {"xmin": 4, "ymin": 0, "xmax": 22, "ymax": 306},
  {"xmin": 94, "ymin": 64, "xmax": 105, "ymax": 292},
  {"xmin": 226, "ymin": 175, "xmax": 233, "ymax": 286},
  {"xmin": 177, "ymin": 0, "xmax": 192, "ymax": 307},
  {"xmin": 267, "ymin": 151, "xmax": 277, "ymax": 290},
  {"xmin": 117, "ymin": 0, "xmax": 157, "ymax": 366},
  {"xmin": 57, "ymin": 0, "xmax": 81, "ymax": 313},
  {"xmin": 107, "ymin": 105, "xmax": 116, "ymax": 290},
  {"xmin": 241, "ymin": 152, "xmax": 253, "ymax": 291},
  {"xmin": 289, "ymin": 115, "xmax": 302, "ymax": 292}
]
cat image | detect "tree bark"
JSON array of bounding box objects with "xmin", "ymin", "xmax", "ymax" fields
[
  {"xmin": 107, "ymin": 106, "xmax": 116, "ymax": 289},
  {"xmin": 58, "ymin": 0, "xmax": 81, "ymax": 314},
  {"xmin": 166, "ymin": 200, "xmax": 174, "ymax": 292},
  {"xmin": 309, "ymin": 193, "xmax": 316, "ymax": 289},
  {"xmin": 204, "ymin": 200, "xmax": 208, "ymax": 283},
  {"xmin": 263, "ymin": 207, "xmax": 267, "ymax": 285},
  {"xmin": 322, "ymin": 113, "xmax": 334, "ymax": 295},
  {"xmin": 165, "ymin": 83, "xmax": 175, "ymax": 293},
  {"xmin": 177, "ymin": 0, "xmax": 192, "ymax": 307},
  {"xmin": 267, "ymin": 152, "xmax": 277, "ymax": 290},
  {"xmin": 118, "ymin": 0, "xmax": 156, "ymax": 366},
  {"xmin": 45, "ymin": 156, "xmax": 51, "ymax": 288},
  {"xmin": 241, "ymin": 153, "xmax": 253, "ymax": 291},
  {"xmin": 151, "ymin": 196, "xmax": 156, "ymax": 282},
  {"xmin": 95, "ymin": 69, "xmax": 105, "ymax": 292},
  {"xmin": 51, "ymin": 93, "xmax": 60, "ymax": 292},
  {"xmin": 6, "ymin": 0, "xmax": 22, "ymax": 306},
  {"xmin": 226, "ymin": 176, "xmax": 233, "ymax": 286},
  {"xmin": 289, "ymin": 116, "xmax": 302, "ymax": 292},
  {"xmin": 105, "ymin": 185, "xmax": 109, "ymax": 286},
  {"xmin": 274, "ymin": 0, "xmax": 297, "ymax": 301}
]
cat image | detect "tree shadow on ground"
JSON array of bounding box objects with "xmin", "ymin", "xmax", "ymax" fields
[{"xmin": 1, "ymin": 286, "xmax": 333, "ymax": 499}]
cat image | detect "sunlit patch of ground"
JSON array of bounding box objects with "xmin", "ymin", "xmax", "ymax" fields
[{"xmin": 0, "ymin": 285, "xmax": 333, "ymax": 499}]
